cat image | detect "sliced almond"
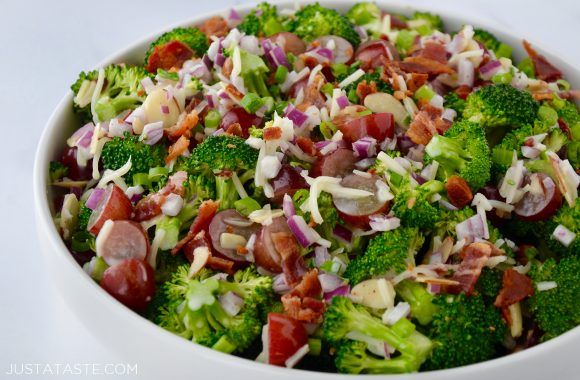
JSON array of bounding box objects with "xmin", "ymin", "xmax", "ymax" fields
[
  {"xmin": 364, "ymin": 92, "xmax": 408, "ymax": 127},
  {"xmin": 188, "ymin": 246, "xmax": 211, "ymax": 278}
]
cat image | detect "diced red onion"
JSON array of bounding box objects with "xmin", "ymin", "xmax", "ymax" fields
[
  {"xmin": 108, "ymin": 119, "xmax": 132, "ymax": 138},
  {"xmin": 427, "ymin": 283, "xmax": 441, "ymax": 294},
  {"xmin": 85, "ymin": 188, "xmax": 105, "ymax": 210},
  {"xmin": 262, "ymin": 39, "xmax": 273, "ymax": 54},
  {"xmin": 273, "ymin": 273, "xmax": 290, "ymax": 294},
  {"xmin": 240, "ymin": 35, "xmax": 262, "ymax": 56},
  {"xmin": 77, "ymin": 128, "xmax": 94, "ymax": 149},
  {"xmin": 191, "ymin": 64, "xmax": 212, "ymax": 83},
  {"xmin": 218, "ymin": 291, "xmax": 245, "ymax": 316},
  {"xmin": 383, "ymin": 302, "xmax": 411, "ymax": 325},
  {"xmin": 161, "ymin": 193, "xmax": 184, "ymax": 216},
  {"xmin": 457, "ymin": 58, "xmax": 475, "ymax": 87},
  {"xmin": 161, "ymin": 105, "xmax": 170, "ymax": 115},
  {"xmin": 206, "ymin": 94, "xmax": 215, "ymax": 109},
  {"xmin": 315, "ymin": 47, "xmax": 333, "ymax": 60},
  {"xmin": 354, "ymin": 158, "xmax": 375, "ymax": 170},
  {"xmin": 479, "ymin": 60, "xmax": 502, "ymax": 80},
  {"xmin": 318, "ymin": 273, "xmax": 345, "ymax": 293},
  {"xmin": 228, "ymin": 8, "xmax": 241, "ymax": 21},
  {"xmin": 332, "ymin": 225, "xmax": 353, "ymax": 243},
  {"xmin": 202, "ymin": 54, "xmax": 213, "ymax": 70},
  {"xmin": 324, "ymin": 285, "xmax": 350, "ymax": 302},
  {"xmin": 215, "ymin": 51, "xmax": 226, "ymax": 67},
  {"xmin": 456, "ymin": 214, "xmax": 486, "ymax": 242},
  {"xmin": 314, "ymin": 246, "xmax": 330, "ymax": 267},
  {"xmin": 282, "ymin": 194, "xmax": 296, "ymax": 218},
  {"xmin": 194, "ymin": 100, "xmax": 208, "ymax": 116},
  {"xmin": 411, "ymin": 172, "xmax": 427, "ymax": 185},
  {"xmin": 284, "ymin": 104, "xmax": 309, "ymax": 127},
  {"xmin": 270, "ymin": 46, "xmax": 291, "ymax": 69},
  {"xmin": 335, "ymin": 94, "xmax": 350, "ymax": 109},
  {"xmin": 130, "ymin": 193, "xmax": 142, "ymax": 203},
  {"xmin": 447, "ymin": 33, "xmax": 464, "ymax": 55},
  {"xmin": 552, "ymin": 224, "xmax": 577, "ymax": 247},
  {"xmin": 140, "ymin": 121, "xmax": 164, "ymax": 145},
  {"xmin": 218, "ymin": 90, "xmax": 231, "ymax": 100},
  {"xmin": 140, "ymin": 77, "xmax": 155, "ymax": 94},
  {"xmin": 522, "ymin": 146, "xmax": 542, "ymax": 159},
  {"xmin": 165, "ymin": 87, "xmax": 174, "ymax": 101},
  {"xmin": 352, "ymin": 137, "xmax": 377, "ymax": 158},
  {"xmin": 287, "ymin": 215, "xmax": 318, "ymax": 247},
  {"xmin": 369, "ymin": 214, "xmax": 400, "ymax": 232},
  {"xmin": 67, "ymin": 122, "xmax": 94, "ymax": 148},
  {"xmin": 438, "ymin": 198, "xmax": 458, "ymax": 211},
  {"xmin": 354, "ymin": 26, "xmax": 368, "ymax": 42}
]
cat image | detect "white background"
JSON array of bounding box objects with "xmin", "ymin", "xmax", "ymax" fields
[{"xmin": 0, "ymin": 0, "xmax": 579, "ymax": 378}]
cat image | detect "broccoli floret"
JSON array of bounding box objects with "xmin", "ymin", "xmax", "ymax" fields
[
  {"xmin": 293, "ymin": 189, "xmax": 339, "ymax": 243},
  {"xmin": 391, "ymin": 180, "xmax": 445, "ymax": 228},
  {"xmin": 144, "ymin": 27, "xmax": 208, "ymax": 64},
  {"xmin": 238, "ymin": 48, "xmax": 271, "ymax": 98},
  {"xmin": 345, "ymin": 2, "xmax": 381, "ymax": 26},
  {"xmin": 551, "ymin": 97, "xmax": 580, "ymax": 127},
  {"xmin": 422, "ymin": 294, "xmax": 507, "ymax": 371},
  {"xmin": 491, "ymin": 124, "xmax": 533, "ymax": 179},
  {"xmin": 463, "ymin": 84, "xmax": 539, "ymax": 131},
  {"xmin": 154, "ymin": 250, "xmax": 188, "ymax": 284},
  {"xmin": 289, "ymin": 3, "xmax": 361, "ymax": 46},
  {"xmin": 396, "ymin": 281, "xmax": 439, "ymax": 325},
  {"xmin": 473, "ymin": 28, "xmax": 513, "ymax": 59},
  {"xmin": 344, "ymin": 227, "xmax": 424, "ymax": 285},
  {"xmin": 475, "ymin": 267, "xmax": 504, "ymax": 304},
  {"xmin": 156, "ymin": 265, "xmax": 273, "ymax": 353},
  {"xmin": 100, "ymin": 133, "xmax": 167, "ymax": 186},
  {"xmin": 49, "ymin": 161, "xmax": 69, "ymax": 182},
  {"xmin": 188, "ymin": 135, "xmax": 259, "ymax": 210},
  {"xmin": 238, "ymin": 2, "xmax": 286, "ymax": 37},
  {"xmin": 443, "ymin": 91, "xmax": 466, "ymax": 116},
  {"xmin": 425, "ymin": 120, "xmax": 491, "ymax": 190},
  {"xmin": 408, "ymin": 12, "xmax": 443, "ymax": 36},
  {"xmin": 433, "ymin": 207, "xmax": 475, "ymax": 239},
  {"xmin": 335, "ymin": 340, "xmax": 418, "ymax": 374},
  {"xmin": 71, "ymin": 64, "xmax": 151, "ymax": 122},
  {"xmin": 77, "ymin": 203, "xmax": 92, "ymax": 231},
  {"xmin": 528, "ymin": 256, "xmax": 580, "ymax": 340},
  {"xmin": 517, "ymin": 57, "xmax": 535, "ymax": 78},
  {"xmin": 324, "ymin": 296, "xmax": 433, "ymax": 373},
  {"xmin": 543, "ymin": 199, "xmax": 580, "ymax": 257}
]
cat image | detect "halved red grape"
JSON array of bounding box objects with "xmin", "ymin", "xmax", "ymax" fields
[
  {"xmin": 354, "ymin": 40, "xmax": 399, "ymax": 70},
  {"xmin": 311, "ymin": 36, "xmax": 354, "ymax": 64},
  {"xmin": 267, "ymin": 32, "xmax": 306, "ymax": 56},
  {"xmin": 311, "ymin": 148, "xmax": 357, "ymax": 178},
  {"xmin": 208, "ymin": 209, "xmax": 261, "ymax": 262},
  {"xmin": 87, "ymin": 184, "xmax": 134, "ymax": 235},
  {"xmin": 333, "ymin": 174, "xmax": 390, "ymax": 228},
  {"xmin": 338, "ymin": 113, "xmax": 395, "ymax": 144},
  {"xmin": 253, "ymin": 217, "xmax": 292, "ymax": 273},
  {"xmin": 514, "ymin": 173, "xmax": 562, "ymax": 221},
  {"xmin": 100, "ymin": 259, "xmax": 155, "ymax": 312},
  {"xmin": 271, "ymin": 164, "xmax": 308, "ymax": 204},
  {"xmin": 96, "ymin": 220, "xmax": 149, "ymax": 266},
  {"xmin": 60, "ymin": 147, "xmax": 93, "ymax": 181}
]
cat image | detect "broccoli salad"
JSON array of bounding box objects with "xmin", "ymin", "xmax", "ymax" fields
[{"xmin": 50, "ymin": 1, "xmax": 580, "ymax": 373}]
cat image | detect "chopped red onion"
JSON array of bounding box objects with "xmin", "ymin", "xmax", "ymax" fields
[
  {"xmin": 77, "ymin": 128, "xmax": 94, "ymax": 149},
  {"xmin": 218, "ymin": 90, "xmax": 231, "ymax": 100},
  {"xmin": 161, "ymin": 105, "xmax": 170, "ymax": 115},
  {"xmin": 202, "ymin": 54, "xmax": 213, "ymax": 70},
  {"xmin": 411, "ymin": 172, "xmax": 427, "ymax": 185},
  {"xmin": 383, "ymin": 302, "xmax": 411, "ymax": 325},
  {"xmin": 240, "ymin": 35, "xmax": 262, "ymax": 56},
  {"xmin": 314, "ymin": 246, "xmax": 330, "ymax": 267},
  {"xmin": 191, "ymin": 64, "xmax": 212, "ymax": 83},
  {"xmin": 215, "ymin": 51, "xmax": 226, "ymax": 67},
  {"xmin": 140, "ymin": 121, "xmax": 164, "ymax": 145},
  {"xmin": 273, "ymin": 273, "xmax": 290, "ymax": 294},
  {"xmin": 456, "ymin": 214, "xmax": 486, "ymax": 242},
  {"xmin": 352, "ymin": 137, "xmax": 377, "ymax": 158},
  {"xmin": 161, "ymin": 193, "xmax": 184, "ymax": 216},
  {"xmin": 318, "ymin": 273, "xmax": 345, "ymax": 293},
  {"xmin": 552, "ymin": 224, "xmax": 576, "ymax": 247},
  {"xmin": 447, "ymin": 33, "xmax": 464, "ymax": 55},
  {"xmin": 108, "ymin": 119, "xmax": 132, "ymax": 138},
  {"xmin": 85, "ymin": 188, "xmax": 105, "ymax": 210},
  {"xmin": 332, "ymin": 225, "xmax": 353, "ymax": 243},
  {"xmin": 336, "ymin": 94, "xmax": 350, "ymax": 109},
  {"xmin": 284, "ymin": 104, "xmax": 309, "ymax": 127},
  {"xmin": 315, "ymin": 47, "xmax": 334, "ymax": 60},
  {"xmin": 228, "ymin": 8, "xmax": 241, "ymax": 21},
  {"xmin": 354, "ymin": 158, "xmax": 375, "ymax": 170},
  {"xmin": 438, "ymin": 198, "xmax": 458, "ymax": 211},
  {"xmin": 441, "ymin": 108, "xmax": 457, "ymax": 122},
  {"xmin": 218, "ymin": 291, "xmax": 245, "ymax": 316},
  {"xmin": 282, "ymin": 194, "xmax": 296, "ymax": 218},
  {"xmin": 206, "ymin": 94, "xmax": 215, "ymax": 109},
  {"xmin": 262, "ymin": 39, "xmax": 273, "ymax": 54},
  {"xmin": 324, "ymin": 285, "xmax": 350, "ymax": 302},
  {"xmin": 287, "ymin": 215, "xmax": 318, "ymax": 247},
  {"xmin": 457, "ymin": 58, "xmax": 475, "ymax": 87},
  {"xmin": 427, "ymin": 283, "xmax": 441, "ymax": 294},
  {"xmin": 270, "ymin": 46, "xmax": 291, "ymax": 69},
  {"xmin": 369, "ymin": 214, "xmax": 400, "ymax": 232},
  {"xmin": 479, "ymin": 60, "xmax": 502, "ymax": 80},
  {"xmin": 140, "ymin": 76, "xmax": 155, "ymax": 94},
  {"xmin": 67, "ymin": 122, "xmax": 94, "ymax": 148},
  {"xmin": 194, "ymin": 100, "xmax": 208, "ymax": 116},
  {"xmin": 354, "ymin": 26, "xmax": 368, "ymax": 42},
  {"xmin": 522, "ymin": 145, "xmax": 542, "ymax": 159}
]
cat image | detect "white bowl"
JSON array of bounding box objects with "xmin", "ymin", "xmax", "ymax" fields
[{"xmin": 33, "ymin": 1, "xmax": 580, "ymax": 379}]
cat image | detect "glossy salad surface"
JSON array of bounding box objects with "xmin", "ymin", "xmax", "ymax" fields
[{"xmin": 49, "ymin": 1, "xmax": 580, "ymax": 374}]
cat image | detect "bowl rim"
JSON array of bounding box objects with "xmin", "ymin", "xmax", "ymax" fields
[{"xmin": 32, "ymin": 0, "xmax": 580, "ymax": 377}]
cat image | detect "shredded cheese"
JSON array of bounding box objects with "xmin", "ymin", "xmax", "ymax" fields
[
  {"xmin": 97, "ymin": 157, "xmax": 132, "ymax": 190},
  {"xmin": 338, "ymin": 69, "xmax": 365, "ymax": 88}
]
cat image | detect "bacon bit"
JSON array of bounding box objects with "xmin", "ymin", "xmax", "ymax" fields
[
  {"xmin": 448, "ymin": 242, "xmax": 496, "ymax": 295},
  {"xmin": 296, "ymin": 102, "xmax": 312, "ymax": 112},
  {"xmin": 296, "ymin": 136, "xmax": 318, "ymax": 157},
  {"xmin": 445, "ymin": 175, "xmax": 473, "ymax": 208},
  {"xmin": 221, "ymin": 57, "xmax": 233, "ymax": 78},
  {"xmin": 533, "ymin": 92, "xmax": 554, "ymax": 101},
  {"xmin": 160, "ymin": 171, "xmax": 188, "ymax": 197},
  {"xmin": 356, "ymin": 80, "xmax": 378, "ymax": 103},
  {"xmin": 133, "ymin": 193, "xmax": 164, "ymax": 222},
  {"xmin": 389, "ymin": 14, "xmax": 408, "ymax": 29},
  {"xmin": 406, "ymin": 104, "xmax": 447, "ymax": 145},
  {"xmin": 415, "ymin": 41, "xmax": 448, "ymax": 64},
  {"xmin": 166, "ymin": 135, "xmax": 190, "ymax": 164},
  {"xmin": 166, "ymin": 110, "xmax": 199, "ymax": 140},
  {"xmin": 308, "ymin": 218, "xmax": 317, "ymax": 228},
  {"xmin": 455, "ymin": 85, "xmax": 472, "ymax": 100},
  {"xmin": 172, "ymin": 201, "xmax": 219, "ymax": 256},
  {"xmin": 311, "ymin": 40, "xmax": 321, "ymax": 48},
  {"xmin": 302, "ymin": 74, "xmax": 326, "ymax": 108},
  {"xmin": 398, "ymin": 57, "xmax": 455, "ymax": 77},
  {"xmin": 523, "ymin": 40, "xmax": 562, "ymax": 82},
  {"xmin": 263, "ymin": 126, "xmax": 282, "ymax": 141},
  {"xmin": 146, "ymin": 40, "xmax": 194, "ymax": 73},
  {"xmin": 272, "ymin": 232, "xmax": 304, "ymax": 287},
  {"xmin": 494, "ymin": 269, "xmax": 534, "ymax": 308},
  {"xmin": 225, "ymin": 84, "xmax": 244, "ymax": 101},
  {"xmin": 557, "ymin": 119, "xmax": 572, "ymax": 139},
  {"xmin": 281, "ymin": 269, "xmax": 325, "ymax": 323},
  {"xmin": 207, "ymin": 255, "xmax": 235, "ymax": 274},
  {"xmin": 236, "ymin": 246, "xmax": 249, "ymax": 255},
  {"xmin": 200, "ymin": 16, "xmax": 229, "ymax": 38},
  {"xmin": 406, "ymin": 73, "xmax": 429, "ymax": 93},
  {"xmin": 225, "ymin": 123, "xmax": 243, "ymax": 137},
  {"xmin": 300, "ymin": 54, "xmax": 321, "ymax": 70}
]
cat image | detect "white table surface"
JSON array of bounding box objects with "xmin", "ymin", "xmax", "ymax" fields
[{"xmin": 0, "ymin": 0, "xmax": 578, "ymax": 378}]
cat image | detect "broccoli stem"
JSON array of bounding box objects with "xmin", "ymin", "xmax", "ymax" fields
[
  {"xmin": 212, "ymin": 335, "xmax": 238, "ymax": 354},
  {"xmin": 426, "ymin": 135, "xmax": 469, "ymax": 171},
  {"xmin": 215, "ymin": 175, "xmax": 240, "ymax": 211},
  {"xmin": 396, "ymin": 281, "xmax": 439, "ymax": 325}
]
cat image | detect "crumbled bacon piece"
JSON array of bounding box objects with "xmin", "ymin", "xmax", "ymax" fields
[
  {"xmin": 455, "ymin": 84, "xmax": 472, "ymax": 100},
  {"xmin": 272, "ymin": 232, "xmax": 305, "ymax": 287},
  {"xmin": 406, "ymin": 73, "xmax": 429, "ymax": 93},
  {"xmin": 494, "ymin": 269, "xmax": 534, "ymax": 308},
  {"xmin": 448, "ymin": 242, "xmax": 496, "ymax": 295},
  {"xmin": 225, "ymin": 84, "xmax": 244, "ymax": 101},
  {"xmin": 406, "ymin": 104, "xmax": 450, "ymax": 145},
  {"xmin": 356, "ymin": 80, "xmax": 378, "ymax": 103},
  {"xmin": 398, "ymin": 56, "xmax": 455, "ymax": 77},
  {"xmin": 263, "ymin": 126, "xmax": 282, "ymax": 141},
  {"xmin": 166, "ymin": 135, "xmax": 190, "ymax": 164},
  {"xmin": 523, "ymin": 40, "xmax": 562, "ymax": 82},
  {"xmin": 225, "ymin": 123, "xmax": 243, "ymax": 137},
  {"xmin": 281, "ymin": 269, "xmax": 325, "ymax": 323},
  {"xmin": 302, "ymin": 74, "xmax": 327, "ymax": 108},
  {"xmin": 415, "ymin": 41, "xmax": 448, "ymax": 64},
  {"xmin": 445, "ymin": 175, "xmax": 473, "ymax": 208},
  {"xmin": 146, "ymin": 40, "xmax": 194, "ymax": 73},
  {"xmin": 296, "ymin": 136, "xmax": 318, "ymax": 157},
  {"xmin": 133, "ymin": 193, "xmax": 164, "ymax": 222},
  {"xmin": 200, "ymin": 16, "xmax": 229, "ymax": 38},
  {"xmin": 207, "ymin": 255, "xmax": 235, "ymax": 273},
  {"xmin": 166, "ymin": 110, "xmax": 199, "ymax": 141}
]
